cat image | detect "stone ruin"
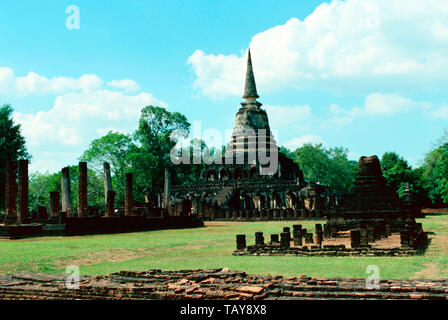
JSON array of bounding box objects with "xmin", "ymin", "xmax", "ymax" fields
[
  {"xmin": 0, "ymin": 160, "xmax": 203, "ymax": 239},
  {"xmin": 233, "ymin": 155, "xmax": 428, "ymax": 257},
  {"xmin": 168, "ymin": 50, "xmax": 336, "ymax": 220},
  {"xmin": 0, "ymin": 269, "xmax": 446, "ymax": 300}
]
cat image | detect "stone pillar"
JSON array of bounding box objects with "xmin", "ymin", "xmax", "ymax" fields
[
  {"xmin": 293, "ymin": 229, "xmax": 302, "ymax": 246},
  {"xmin": 280, "ymin": 232, "xmax": 290, "ymax": 248},
  {"xmin": 270, "ymin": 234, "xmax": 279, "ymax": 243},
  {"xmin": 400, "ymin": 231, "xmax": 410, "ymax": 247},
  {"xmin": 283, "ymin": 227, "xmax": 291, "ymax": 242},
  {"xmin": 37, "ymin": 205, "xmax": 48, "ymax": 220},
  {"xmin": 255, "ymin": 232, "xmax": 264, "ymax": 246},
  {"xmin": 315, "ymin": 224, "xmax": 323, "ymax": 246},
  {"xmin": 103, "ymin": 162, "xmax": 113, "ymax": 205},
  {"xmin": 17, "ymin": 160, "xmax": 29, "ymax": 223},
  {"xmin": 236, "ymin": 234, "xmax": 246, "ymax": 250},
  {"xmin": 49, "ymin": 192, "xmax": 60, "ymax": 219},
  {"xmin": 314, "ymin": 232, "xmax": 323, "ymax": 246},
  {"xmin": 4, "ymin": 161, "xmax": 17, "ymax": 224},
  {"xmin": 78, "ymin": 162, "xmax": 88, "ymax": 218},
  {"xmin": 385, "ymin": 224, "xmax": 391, "ymax": 237},
  {"xmin": 163, "ymin": 168, "xmax": 171, "ymax": 209},
  {"xmin": 360, "ymin": 229, "xmax": 368, "ymax": 247},
  {"xmin": 350, "ymin": 229, "xmax": 361, "ymax": 248},
  {"xmin": 105, "ymin": 190, "xmax": 116, "ymax": 217},
  {"xmin": 125, "ymin": 173, "xmax": 133, "ymax": 216},
  {"xmin": 61, "ymin": 167, "xmax": 73, "ymax": 217},
  {"xmin": 367, "ymin": 225, "xmax": 375, "ymax": 243},
  {"xmin": 304, "ymin": 233, "xmax": 314, "ymax": 244}
]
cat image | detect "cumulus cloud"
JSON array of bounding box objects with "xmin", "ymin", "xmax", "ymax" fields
[
  {"xmin": 323, "ymin": 91, "xmax": 448, "ymax": 127},
  {"xmin": 188, "ymin": 0, "xmax": 448, "ymax": 98},
  {"xmin": 283, "ymin": 134, "xmax": 324, "ymax": 150},
  {"xmin": 107, "ymin": 79, "xmax": 141, "ymax": 92},
  {"xmin": 325, "ymin": 92, "xmax": 424, "ymax": 125},
  {"xmin": 430, "ymin": 106, "xmax": 448, "ymax": 119},
  {"xmin": 0, "ymin": 67, "xmax": 104, "ymax": 95},
  {"xmin": 3, "ymin": 67, "xmax": 166, "ymax": 173},
  {"xmin": 264, "ymin": 105, "xmax": 312, "ymax": 129},
  {"xmin": 14, "ymin": 90, "xmax": 166, "ymax": 148}
]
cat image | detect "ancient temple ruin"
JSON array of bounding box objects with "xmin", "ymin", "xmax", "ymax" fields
[
  {"xmin": 169, "ymin": 50, "xmax": 334, "ymax": 219},
  {"xmin": 234, "ymin": 155, "xmax": 428, "ymax": 257},
  {"xmin": 0, "ymin": 160, "xmax": 203, "ymax": 239}
]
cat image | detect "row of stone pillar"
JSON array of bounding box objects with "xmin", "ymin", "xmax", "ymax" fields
[
  {"xmin": 235, "ymin": 223, "xmax": 325, "ymax": 250},
  {"xmin": 4, "ymin": 160, "xmax": 136, "ymax": 224}
]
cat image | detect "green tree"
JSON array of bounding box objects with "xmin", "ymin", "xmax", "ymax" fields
[
  {"xmin": 290, "ymin": 143, "xmax": 357, "ymax": 193},
  {"xmin": 381, "ymin": 152, "xmax": 413, "ymax": 193},
  {"xmin": 0, "ymin": 104, "xmax": 30, "ymax": 210},
  {"xmin": 380, "ymin": 151, "xmax": 429, "ymax": 203},
  {"xmin": 80, "ymin": 131, "xmax": 135, "ymax": 204},
  {"xmin": 422, "ymin": 137, "xmax": 448, "ymax": 204},
  {"xmin": 133, "ymin": 105, "xmax": 191, "ymax": 193}
]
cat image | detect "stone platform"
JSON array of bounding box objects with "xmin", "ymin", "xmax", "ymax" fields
[
  {"xmin": 0, "ymin": 216, "xmax": 204, "ymax": 239},
  {"xmin": 0, "ymin": 269, "xmax": 446, "ymax": 300}
]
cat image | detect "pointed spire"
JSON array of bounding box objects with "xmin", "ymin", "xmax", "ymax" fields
[{"xmin": 243, "ymin": 49, "xmax": 259, "ymax": 100}]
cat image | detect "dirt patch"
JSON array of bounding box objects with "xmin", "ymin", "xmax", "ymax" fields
[{"xmin": 412, "ymin": 263, "xmax": 439, "ymax": 279}]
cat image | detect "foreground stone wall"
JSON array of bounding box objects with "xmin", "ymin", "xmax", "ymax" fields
[{"xmin": 0, "ymin": 269, "xmax": 447, "ymax": 300}]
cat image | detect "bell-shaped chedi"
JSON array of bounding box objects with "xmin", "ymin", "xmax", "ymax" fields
[
  {"xmin": 338, "ymin": 155, "xmax": 418, "ymax": 222},
  {"xmin": 227, "ymin": 49, "xmax": 278, "ymax": 157}
]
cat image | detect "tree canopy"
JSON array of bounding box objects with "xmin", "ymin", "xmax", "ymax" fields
[
  {"xmin": 0, "ymin": 104, "xmax": 30, "ymax": 209},
  {"xmin": 282, "ymin": 143, "xmax": 357, "ymax": 193}
]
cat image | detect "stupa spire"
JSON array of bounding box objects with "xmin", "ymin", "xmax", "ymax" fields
[{"xmin": 242, "ymin": 49, "xmax": 259, "ymax": 101}]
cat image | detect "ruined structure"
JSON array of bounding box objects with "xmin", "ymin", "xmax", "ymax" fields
[
  {"xmin": 233, "ymin": 156, "xmax": 428, "ymax": 257},
  {"xmin": 0, "ymin": 160, "xmax": 203, "ymax": 239},
  {"xmin": 170, "ymin": 50, "xmax": 333, "ymax": 220},
  {"xmin": 325, "ymin": 155, "xmax": 422, "ymax": 232},
  {"xmin": 1, "ymin": 269, "xmax": 446, "ymax": 300}
]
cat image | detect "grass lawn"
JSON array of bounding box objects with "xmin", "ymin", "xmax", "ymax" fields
[{"xmin": 0, "ymin": 214, "xmax": 447, "ymax": 279}]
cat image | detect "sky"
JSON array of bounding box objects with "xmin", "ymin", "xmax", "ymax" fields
[{"xmin": 0, "ymin": 0, "xmax": 447, "ymax": 173}]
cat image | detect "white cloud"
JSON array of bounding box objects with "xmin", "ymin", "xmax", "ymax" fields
[
  {"xmin": 107, "ymin": 79, "xmax": 141, "ymax": 92},
  {"xmin": 14, "ymin": 90, "xmax": 166, "ymax": 148},
  {"xmin": 0, "ymin": 67, "xmax": 105, "ymax": 95},
  {"xmin": 3, "ymin": 66, "xmax": 166, "ymax": 173},
  {"xmin": 264, "ymin": 105, "xmax": 312, "ymax": 129},
  {"xmin": 325, "ymin": 92, "xmax": 421, "ymax": 125},
  {"xmin": 188, "ymin": 0, "xmax": 448, "ymax": 98},
  {"xmin": 283, "ymin": 134, "xmax": 324, "ymax": 150},
  {"xmin": 430, "ymin": 106, "xmax": 448, "ymax": 119}
]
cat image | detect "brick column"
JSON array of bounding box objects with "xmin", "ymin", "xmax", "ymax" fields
[
  {"xmin": 105, "ymin": 190, "xmax": 116, "ymax": 217},
  {"xmin": 255, "ymin": 232, "xmax": 264, "ymax": 246},
  {"xmin": 17, "ymin": 160, "xmax": 29, "ymax": 224},
  {"xmin": 49, "ymin": 192, "xmax": 60, "ymax": 219},
  {"xmin": 163, "ymin": 168, "xmax": 170, "ymax": 209},
  {"xmin": 350, "ymin": 229, "xmax": 361, "ymax": 248},
  {"xmin": 280, "ymin": 232, "xmax": 290, "ymax": 248},
  {"xmin": 78, "ymin": 162, "xmax": 88, "ymax": 218},
  {"xmin": 236, "ymin": 234, "xmax": 246, "ymax": 250},
  {"xmin": 283, "ymin": 227, "xmax": 291, "ymax": 242},
  {"xmin": 270, "ymin": 234, "xmax": 279, "ymax": 243},
  {"xmin": 125, "ymin": 173, "xmax": 133, "ymax": 216},
  {"xmin": 61, "ymin": 167, "xmax": 73, "ymax": 217},
  {"xmin": 103, "ymin": 162, "xmax": 113, "ymax": 205},
  {"xmin": 4, "ymin": 161, "xmax": 17, "ymax": 224}
]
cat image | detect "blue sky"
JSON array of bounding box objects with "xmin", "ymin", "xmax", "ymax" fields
[{"xmin": 1, "ymin": 0, "xmax": 447, "ymax": 173}]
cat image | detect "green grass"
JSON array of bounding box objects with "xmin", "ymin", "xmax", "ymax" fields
[{"xmin": 1, "ymin": 215, "xmax": 447, "ymax": 279}]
